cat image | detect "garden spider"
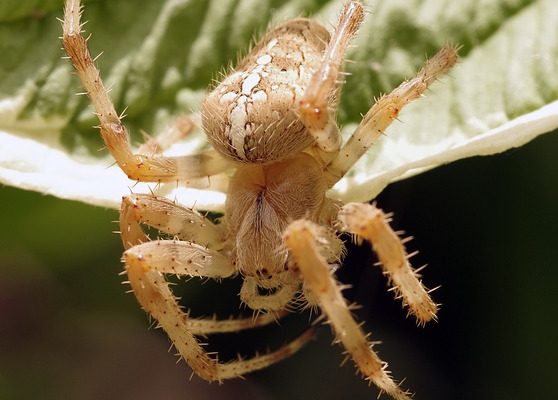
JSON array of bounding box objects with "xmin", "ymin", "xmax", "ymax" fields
[{"xmin": 62, "ymin": 0, "xmax": 457, "ymax": 398}]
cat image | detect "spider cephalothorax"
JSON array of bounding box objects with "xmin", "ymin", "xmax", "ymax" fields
[{"xmin": 62, "ymin": 0, "xmax": 457, "ymax": 398}]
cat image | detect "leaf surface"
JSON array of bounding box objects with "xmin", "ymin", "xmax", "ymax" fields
[{"xmin": 1, "ymin": 0, "xmax": 556, "ymax": 210}]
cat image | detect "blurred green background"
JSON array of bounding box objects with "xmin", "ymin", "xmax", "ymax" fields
[{"xmin": 1, "ymin": 129, "xmax": 556, "ymax": 400}]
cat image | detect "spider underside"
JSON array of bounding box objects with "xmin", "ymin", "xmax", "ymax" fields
[{"xmin": 62, "ymin": 1, "xmax": 457, "ymax": 399}]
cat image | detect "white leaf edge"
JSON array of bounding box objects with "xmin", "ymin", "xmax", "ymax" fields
[
  {"xmin": 1, "ymin": 95, "xmax": 557, "ymax": 212},
  {"xmin": 329, "ymin": 100, "xmax": 558, "ymax": 203}
]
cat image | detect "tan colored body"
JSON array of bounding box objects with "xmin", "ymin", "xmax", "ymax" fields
[{"xmin": 63, "ymin": 1, "xmax": 457, "ymax": 398}]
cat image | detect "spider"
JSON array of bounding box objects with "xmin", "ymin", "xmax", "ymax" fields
[{"xmin": 62, "ymin": 0, "xmax": 457, "ymax": 398}]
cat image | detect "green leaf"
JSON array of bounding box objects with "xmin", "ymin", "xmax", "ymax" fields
[{"xmin": 0, "ymin": 0, "xmax": 557, "ymax": 211}]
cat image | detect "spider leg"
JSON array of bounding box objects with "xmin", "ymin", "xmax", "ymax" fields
[
  {"xmin": 297, "ymin": 0, "xmax": 365, "ymax": 153},
  {"xmin": 120, "ymin": 194, "xmax": 291, "ymax": 332},
  {"xmin": 325, "ymin": 46, "xmax": 458, "ymax": 186},
  {"xmin": 62, "ymin": 0, "xmax": 232, "ymax": 182},
  {"xmin": 120, "ymin": 201, "xmax": 311, "ymax": 378},
  {"xmin": 120, "ymin": 194, "xmax": 224, "ymax": 250},
  {"xmin": 124, "ymin": 245, "xmax": 313, "ymax": 380},
  {"xmin": 186, "ymin": 311, "xmax": 289, "ymax": 336},
  {"xmin": 138, "ymin": 114, "xmax": 198, "ymax": 155},
  {"xmin": 338, "ymin": 203, "xmax": 438, "ymax": 325},
  {"xmin": 240, "ymin": 277, "xmax": 299, "ymax": 312},
  {"xmin": 125, "ymin": 239, "xmax": 234, "ymax": 278},
  {"xmin": 284, "ymin": 220, "xmax": 411, "ymax": 400}
]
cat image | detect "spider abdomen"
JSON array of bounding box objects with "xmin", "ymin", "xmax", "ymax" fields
[{"xmin": 202, "ymin": 19, "xmax": 330, "ymax": 164}]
